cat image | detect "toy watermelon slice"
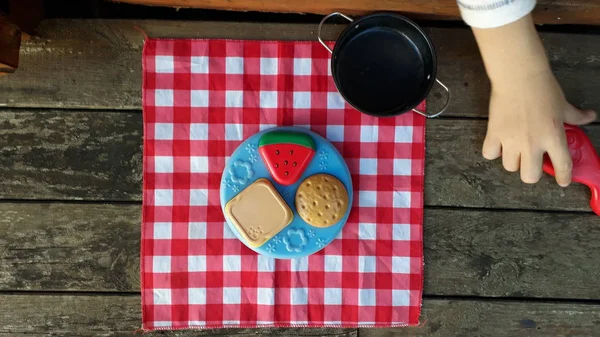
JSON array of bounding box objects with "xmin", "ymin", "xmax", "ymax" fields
[{"xmin": 259, "ymin": 131, "xmax": 316, "ymax": 186}]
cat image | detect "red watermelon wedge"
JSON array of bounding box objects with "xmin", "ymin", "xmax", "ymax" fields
[{"xmin": 259, "ymin": 131, "xmax": 316, "ymax": 186}]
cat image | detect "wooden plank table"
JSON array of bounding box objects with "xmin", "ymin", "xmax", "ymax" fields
[
  {"xmin": 113, "ymin": 0, "xmax": 600, "ymax": 26},
  {"xmin": 1, "ymin": 19, "xmax": 599, "ymax": 336}
]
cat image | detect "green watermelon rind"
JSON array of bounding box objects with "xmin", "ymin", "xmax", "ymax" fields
[{"xmin": 258, "ymin": 131, "xmax": 316, "ymax": 149}]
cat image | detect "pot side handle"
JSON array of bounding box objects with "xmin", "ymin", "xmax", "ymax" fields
[
  {"xmin": 317, "ymin": 12, "xmax": 354, "ymax": 54},
  {"xmin": 413, "ymin": 79, "xmax": 451, "ymax": 118}
]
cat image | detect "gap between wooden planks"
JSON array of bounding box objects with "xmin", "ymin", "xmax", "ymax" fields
[
  {"xmin": 1, "ymin": 202, "xmax": 599, "ymax": 298},
  {"xmin": 113, "ymin": 0, "xmax": 600, "ymax": 26},
  {"xmin": 0, "ymin": 293, "xmax": 599, "ymax": 336},
  {"xmin": 0, "ymin": 20, "xmax": 598, "ymax": 114}
]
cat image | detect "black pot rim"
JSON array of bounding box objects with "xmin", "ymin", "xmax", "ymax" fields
[{"xmin": 330, "ymin": 12, "xmax": 438, "ymax": 117}]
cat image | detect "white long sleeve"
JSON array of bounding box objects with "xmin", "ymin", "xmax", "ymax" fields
[{"xmin": 457, "ymin": 0, "xmax": 536, "ymax": 28}]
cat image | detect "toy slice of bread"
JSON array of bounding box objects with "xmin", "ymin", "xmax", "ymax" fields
[{"xmin": 225, "ymin": 178, "xmax": 293, "ymax": 247}]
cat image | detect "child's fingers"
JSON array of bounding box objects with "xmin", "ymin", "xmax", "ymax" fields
[
  {"xmin": 520, "ymin": 151, "xmax": 544, "ymax": 184},
  {"xmin": 482, "ymin": 136, "xmax": 501, "ymax": 160},
  {"xmin": 547, "ymin": 145, "xmax": 573, "ymax": 187},
  {"xmin": 502, "ymin": 147, "xmax": 520, "ymax": 172}
]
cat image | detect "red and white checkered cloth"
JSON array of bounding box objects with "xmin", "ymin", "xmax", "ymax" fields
[{"xmin": 141, "ymin": 39, "xmax": 425, "ymax": 330}]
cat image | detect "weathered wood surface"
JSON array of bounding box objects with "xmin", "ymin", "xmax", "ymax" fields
[
  {"xmin": 114, "ymin": 0, "xmax": 600, "ymax": 26},
  {"xmin": 1, "ymin": 293, "xmax": 598, "ymax": 336},
  {"xmin": 0, "ymin": 110, "xmax": 594, "ymax": 211},
  {"xmin": 0, "ymin": 20, "xmax": 598, "ymax": 115},
  {"xmin": 0, "ymin": 294, "xmax": 355, "ymax": 337},
  {"xmin": 0, "ymin": 203, "xmax": 141, "ymax": 292},
  {"xmin": 2, "ymin": 203, "xmax": 599, "ymax": 299},
  {"xmin": 423, "ymin": 209, "xmax": 600, "ymax": 299},
  {"xmin": 362, "ymin": 298, "xmax": 600, "ymax": 336},
  {"xmin": 0, "ymin": 110, "xmax": 143, "ymax": 201}
]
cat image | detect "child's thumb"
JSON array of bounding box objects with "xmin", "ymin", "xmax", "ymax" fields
[{"xmin": 564, "ymin": 104, "xmax": 596, "ymax": 125}]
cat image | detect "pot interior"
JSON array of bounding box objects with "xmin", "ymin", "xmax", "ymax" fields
[{"xmin": 332, "ymin": 13, "xmax": 437, "ymax": 116}]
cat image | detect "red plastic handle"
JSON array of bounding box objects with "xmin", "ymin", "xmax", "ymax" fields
[{"xmin": 542, "ymin": 124, "xmax": 600, "ymax": 216}]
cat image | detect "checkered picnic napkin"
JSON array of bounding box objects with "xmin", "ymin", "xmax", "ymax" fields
[{"xmin": 141, "ymin": 38, "xmax": 425, "ymax": 330}]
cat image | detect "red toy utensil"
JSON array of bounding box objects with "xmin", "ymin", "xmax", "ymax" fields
[{"xmin": 542, "ymin": 124, "xmax": 600, "ymax": 216}]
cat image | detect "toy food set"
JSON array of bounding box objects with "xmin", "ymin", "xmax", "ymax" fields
[
  {"xmin": 543, "ymin": 124, "xmax": 600, "ymax": 216},
  {"xmin": 220, "ymin": 127, "xmax": 353, "ymax": 258}
]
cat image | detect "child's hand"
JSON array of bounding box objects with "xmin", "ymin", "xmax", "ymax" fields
[
  {"xmin": 472, "ymin": 14, "xmax": 596, "ymax": 186},
  {"xmin": 482, "ymin": 70, "xmax": 596, "ymax": 186}
]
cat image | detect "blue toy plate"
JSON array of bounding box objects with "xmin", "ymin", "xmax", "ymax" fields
[{"xmin": 220, "ymin": 127, "xmax": 353, "ymax": 259}]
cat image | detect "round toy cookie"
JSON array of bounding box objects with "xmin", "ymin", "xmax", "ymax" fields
[
  {"xmin": 220, "ymin": 127, "xmax": 353, "ymax": 259},
  {"xmin": 295, "ymin": 174, "xmax": 349, "ymax": 228}
]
